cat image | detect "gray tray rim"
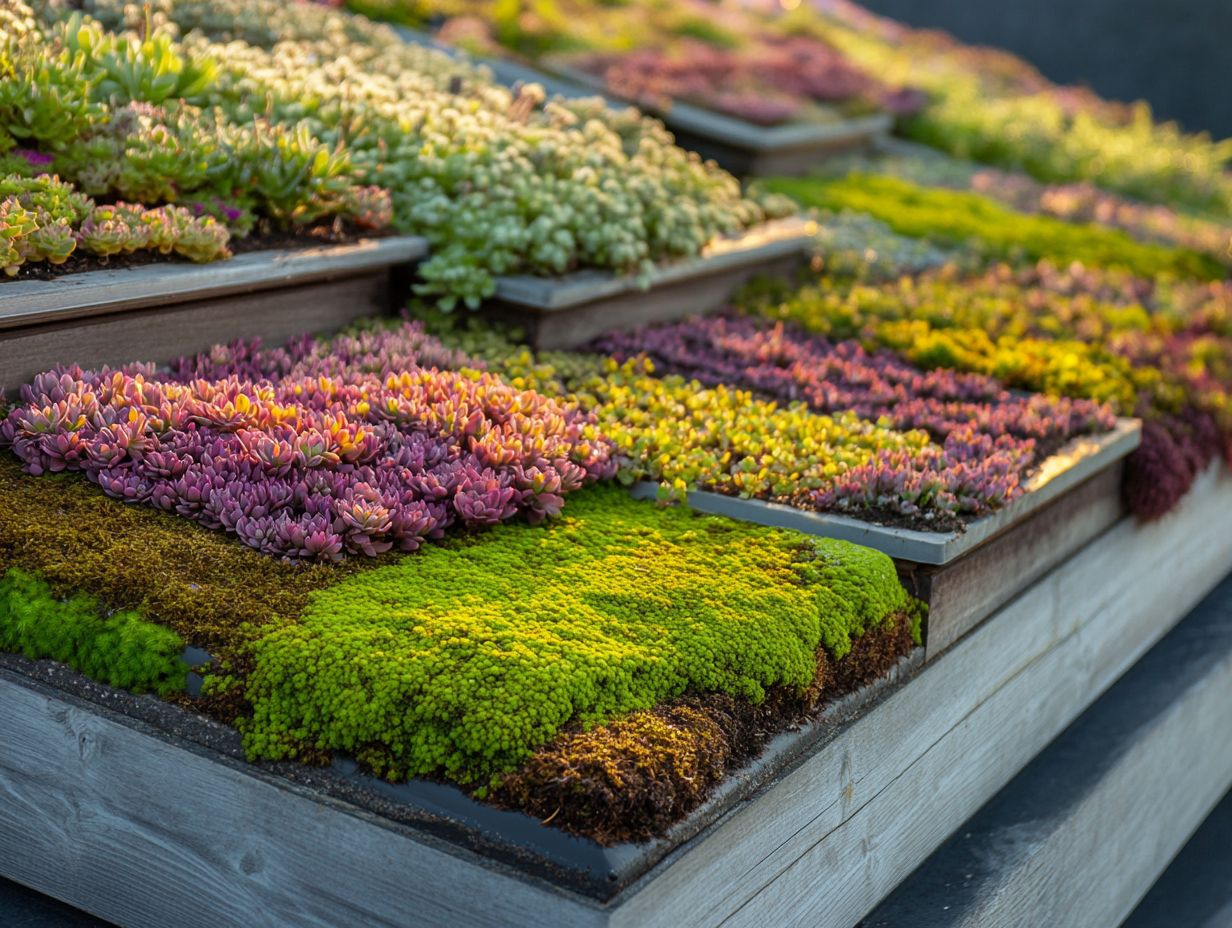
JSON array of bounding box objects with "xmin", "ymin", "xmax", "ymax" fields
[{"xmin": 631, "ymin": 418, "xmax": 1142, "ymax": 565}]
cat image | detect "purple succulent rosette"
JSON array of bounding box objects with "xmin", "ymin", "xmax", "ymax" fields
[
  {"xmin": 589, "ymin": 315, "xmax": 1117, "ymax": 519},
  {"xmin": 1, "ymin": 324, "xmax": 616, "ymax": 562}
]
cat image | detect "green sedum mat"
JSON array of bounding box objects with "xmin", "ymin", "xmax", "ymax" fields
[
  {"xmin": 0, "ymin": 568, "xmax": 186, "ymax": 695},
  {"xmin": 240, "ymin": 485, "xmax": 911, "ymax": 785},
  {"xmin": 0, "ymin": 462, "xmax": 916, "ymax": 789},
  {"xmin": 765, "ymin": 173, "xmax": 1225, "ymax": 281}
]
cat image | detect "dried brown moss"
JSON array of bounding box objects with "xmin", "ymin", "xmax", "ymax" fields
[
  {"xmin": 0, "ymin": 457, "xmax": 356, "ymax": 657},
  {"xmin": 493, "ymin": 609, "xmax": 919, "ymax": 845}
]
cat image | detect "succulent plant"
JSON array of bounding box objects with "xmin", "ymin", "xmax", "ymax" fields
[
  {"xmin": 809, "ymin": 2, "xmax": 1232, "ymax": 217},
  {"xmin": 2, "ymin": 321, "xmax": 617, "ymax": 561},
  {"xmin": 743, "ymin": 264, "xmax": 1232, "ymax": 518},
  {"xmin": 0, "ymin": 195, "xmax": 38, "ymax": 274}
]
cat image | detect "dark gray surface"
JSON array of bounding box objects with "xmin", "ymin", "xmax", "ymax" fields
[
  {"xmin": 1122, "ymin": 788, "xmax": 1232, "ymax": 928},
  {"xmin": 857, "ymin": 570, "xmax": 1232, "ymax": 927},
  {"xmin": 0, "ymin": 878, "xmax": 112, "ymax": 927},
  {"xmin": 863, "ymin": 0, "xmax": 1232, "ymax": 137}
]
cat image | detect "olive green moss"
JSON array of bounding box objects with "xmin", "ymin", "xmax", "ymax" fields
[
  {"xmin": 0, "ymin": 458, "xmax": 355, "ymax": 657},
  {"xmin": 239, "ymin": 485, "xmax": 914, "ymax": 785},
  {"xmin": 764, "ymin": 173, "xmax": 1225, "ymax": 281},
  {"xmin": 0, "ymin": 568, "xmax": 186, "ymax": 695}
]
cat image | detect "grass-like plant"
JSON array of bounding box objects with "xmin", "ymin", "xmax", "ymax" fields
[{"xmin": 764, "ymin": 172, "xmax": 1226, "ymax": 281}]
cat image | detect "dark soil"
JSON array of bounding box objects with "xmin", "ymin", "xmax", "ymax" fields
[{"xmin": 0, "ymin": 221, "xmax": 393, "ymax": 284}]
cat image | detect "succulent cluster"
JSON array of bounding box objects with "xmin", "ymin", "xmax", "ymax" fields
[
  {"xmin": 0, "ymin": 172, "xmax": 230, "ymax": 274},
  {"xmin": 743, "ymin": 264, "xmax": 1232, "ymax": 517},
  {"xmin": 1, "ymin": 323, "xmax": 616, "ymax": 561},
  {"xmin": 238, "ymin": 485, "xmax": 913, "ymax": 784},
  {"xmin": 50, "ymin": 0, "xmax": 790, "ymax": 304},
  {"xmin": 568, "ymin": 34, "xmax": 919, "ymax": 126},
  {"xmin": 0, "ymin": 4, "xmax": 392, "ymax": 260},
  {"xmin": 805, "ymin": 1, "xmax": 1232, "ymax": 216},
  {"xmin": 585, "ymin": 315, "xmax": 1115, "ymax": 519},
  {"xmin": 765, "ymin": 172, "xmax": 1225, "ymax": 281}
]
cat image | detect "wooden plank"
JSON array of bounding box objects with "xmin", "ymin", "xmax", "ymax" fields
[
  {"xmin": 632, "ymin": 419, "xmax": 1140, "ymax": 565},
  {"xmin": 0, "ymin": 236, "xmax": 427, "ymax": 330},
  {"xmin": 489, "ymin": 222, "xmax": 811, "ymax": 349},
  {"xmin": 1122, "ymin": 787, "xmax": 1232, "ymax": 928},
  {"xmin": 914, "ymin": 459, "xmax": 1127, "ymax": 658},
  {"xmin": 607, "ymin": 463, "xmax": 1232, "ymax": 928},
  {"xmin": 492, "ymin": 219, "xmax": 809, "ymax": 311},
  {"xmin": 860, "ymin": 572, "xmax": 1232, "ymax": 928},
  {"xmin": 0, "ymin": 671, "xmax": 606, "ymax": 928},
  {"xmin": 1, "ymin": 273, "xmax": 397, "ymax": 393}
]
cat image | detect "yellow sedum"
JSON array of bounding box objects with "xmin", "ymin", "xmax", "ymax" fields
[{"xmin": 436, "ymin": 325, "xmax": 930, "ymax": 503}]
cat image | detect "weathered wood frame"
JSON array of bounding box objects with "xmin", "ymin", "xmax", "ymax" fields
[
  {"xmin": 485, "ymin": 218, "xmax": 812, "ymax": 349},
  {"xmin": 392, "ymin": 27, "xmax": 892, "ymax": 176},
  {"xmin": 861, "ymin": 572, "xmax": 1232, "ymax": 928},
  {"xmin": 0, "ymin": 236, "xmax": 428, "ymax": 392},
  {"xmin": 2, "ymin": 463, "xmax": 1230, "ymax": 928}
]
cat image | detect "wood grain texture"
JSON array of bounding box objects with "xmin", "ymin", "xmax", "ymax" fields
[
  {"xmin": 0, "ymin": 672, "xmax": 604, "ymax": 928},
  {"xmin": 608, "ymin": 464, "xmax": 1232, "ymax": 928},
  {"xmin": 1, "ymin": 273, "xmax": 394, "ymax": 393},
  {"xmin": 861, "ymin": 572, "xmax": 1232, "ymax": 928},
  {"xmin": 1122, "ymin": 787, "xmax": 1232, "ymax": 928},
  {"xmin": 0, "ymin": 237, "xmax": 427, "ymax": 329},
  {"xmin": 913, "ymin": 461, "xmax": 1127, "ymax": 659},
  {"xmin": 494, "ymin": 252, "xmax": 804, "ymax": 350}
]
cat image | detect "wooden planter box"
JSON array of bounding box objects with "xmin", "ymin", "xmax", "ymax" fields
[
  {"xmin": 486, "ymin": 217, "xmax": 811, "ymax": 349},
  {"xmin": 0, "ymin": 236, "xmax": 428, "ymax": 393},
  {"xmin": 632, "ymin": 419, "xmax": 1142, "ymax": 657},
  {"xmin": 392, "ymin": 27, "xmax": 890, "ymax": 175},
  {"xmin": 2, "ymin": 462, "xmax": 1230, "ymax": 928},
  {"xmin": 862, "ymin": 572, "xmax": 1232, "ymax": 928}
]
